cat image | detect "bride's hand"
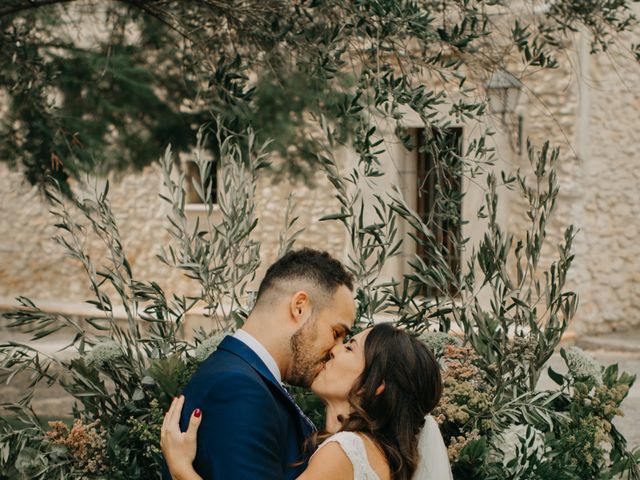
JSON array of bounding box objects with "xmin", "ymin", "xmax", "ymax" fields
[{"xmin": 160, "ymin": 395, "xmax": 202, "ymax": 480}]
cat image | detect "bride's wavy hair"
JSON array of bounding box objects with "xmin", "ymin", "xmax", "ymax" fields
[{"xmin": 339, "ymin": 323, "xmax": 443, "ymax": 480}]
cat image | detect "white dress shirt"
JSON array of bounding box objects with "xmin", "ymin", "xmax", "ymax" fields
[
  {"xmin": 233, "ymin": 329, "xmax": 282, "ymax": 384},
  {"xmin": 234, "ymin": 330, "xmax": 316, "ymax": 431}
]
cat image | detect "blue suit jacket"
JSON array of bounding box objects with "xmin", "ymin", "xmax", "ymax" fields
[{"xmin": 162, "ymin": 336, "xmax": 315, "ymax": 480}]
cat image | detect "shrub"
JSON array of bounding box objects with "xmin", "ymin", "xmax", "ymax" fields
[{"xmin": 1, "ymin": 126, "xmax": 638, "ymax": 478}]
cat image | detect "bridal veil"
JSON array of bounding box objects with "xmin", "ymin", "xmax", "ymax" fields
[{"xmin": 413, "ymin": 415, "xmax": 453, "ymax": 480}]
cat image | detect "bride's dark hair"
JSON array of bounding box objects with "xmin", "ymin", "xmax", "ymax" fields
[{"xmin": 338, "ymin": 323, "xmax": 443, "ymax": 480}]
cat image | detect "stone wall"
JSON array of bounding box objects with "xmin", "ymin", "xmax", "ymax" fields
[
  {"xmin": 251, "ymin": 164, "xmax": 347, "ymax": 285},
  {"xmin": 576, "ymin": 36, "xmax": 640, "ymax": 333},
  {"xmin": 0, "ymin": 163, "xmax": 192, "ymax": 304},
  {"xmin": 2, "ymin": 33, "xmax": 640, "ymax": 336},
  {"xmin": 0, "ymin": 158, "xmax": 346, "ymax": 315},
  {"xmin": 506, "ymin": 31, "xmax": 640, "ymax": 334},
  {"xmin": 504, "ymin": 43, "xmax": 585, "ymax": 334}
]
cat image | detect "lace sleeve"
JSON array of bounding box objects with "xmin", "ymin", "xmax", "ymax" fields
[{"xmin": 315, "ymin": 431, "xmax": 380, "ymax": 480}]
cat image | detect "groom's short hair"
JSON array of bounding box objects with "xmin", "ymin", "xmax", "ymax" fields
[{"xmin": 255, "ymin": 248, "xmax": 353, "ymax": 310}]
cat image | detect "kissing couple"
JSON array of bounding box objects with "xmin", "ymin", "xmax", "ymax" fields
[{"xmin": 161, "ymin": 248, "xmax": 453, "ymax": 480}]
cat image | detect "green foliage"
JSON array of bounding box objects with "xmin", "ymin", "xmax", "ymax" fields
[
  {"xmin": 0, "ymin": 130, "xmax": 259, "ymax": 479},
  {"xmin": 419, "ymin": 334, "xmax": 639, "ymax": 479},
  {"xmin": 2, "ymin": 118, "xmax": 638, "ymax": 478},
  {"xmin": 452, "ymin": 141, "xmax": 578, "ymax": 397},
  {"xmin": 1, "ymin": 1, "xmax": 639, "ymax": 479},
  {"xmin": 0, "ymin": 6, "xmax": 209, "ymax": 193},
  {"xmin": 158, "ymin": 127, "xmax": 267, "ymax": 330},
  {"xmin": 2, "ymin": 0, "xmax": 638, "ymax": 192},
  {"xmin": 318, "ymin": 128, "xmax": 404, "ymax": 326},
  {"xmin": 431, "ymin": 343, "xmax": 494, "ymax": 473}
]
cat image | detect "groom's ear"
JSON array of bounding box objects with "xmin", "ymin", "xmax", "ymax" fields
[{"xmin": 289, "ymin": 291, "xmax": 310, "ymax": 325}]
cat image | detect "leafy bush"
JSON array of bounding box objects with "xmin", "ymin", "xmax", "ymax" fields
[
  {"xmin": 2, "ymin": 2, "xmax": 640, "ymax": 474},
  {"xmin": 0, "ymin": 130, "xmax": 258, "ymax": 479},
  {"xmin": 420, "ymin": 334, "xmax": 639, "ymax": 479},
  {"xmin": 1, "ymin": 120, "xmax": 638, "ymax": 479}
]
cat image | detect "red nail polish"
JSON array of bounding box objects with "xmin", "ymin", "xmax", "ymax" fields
[{"xmin": 194, "ymin": 408, "xmax": 201, "ymax": 418}]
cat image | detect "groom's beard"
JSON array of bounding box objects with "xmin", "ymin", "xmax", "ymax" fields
[{"xmin": 287, "ymin": 317, "xmax": 326, "ymax": 388}]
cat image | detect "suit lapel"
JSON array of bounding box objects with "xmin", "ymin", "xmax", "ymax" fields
[
  {"xmin": 218, "ymin": 336, "xmax": 280, "ymax": 386},
  {"xmin": 217, "ymin": 336, "xmax": 316, "ymax": 435}
]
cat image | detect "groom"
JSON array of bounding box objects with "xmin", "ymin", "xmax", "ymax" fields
[{"xmin": 162, "ymin": 248, "xmax": 356, "ymax": 480}]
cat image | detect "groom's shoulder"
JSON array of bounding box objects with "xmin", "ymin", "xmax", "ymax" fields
[
  {"xmin": 193, "ymin": 345, "xmax": 257, "ymax": 379},
  {"xmin": 183, "ymin": 343, "xmax": 272, "ymax": 398},
  {"xmin": 182, "ymin": 350, "xmax": 287, "ymax": 424}
]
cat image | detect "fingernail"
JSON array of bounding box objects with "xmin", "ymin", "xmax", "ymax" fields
[{"xmin": 194, "ymin": 408, "xmax": 201, "ymax": 418}]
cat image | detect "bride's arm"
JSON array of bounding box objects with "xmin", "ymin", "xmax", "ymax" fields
[
  {"xmin": 296, "ymin": 442, "xmax": 353, "ymax": 480},
  {"xmin": 161, "ymin": 396, "xmax": 353, "ymax": 480},
  {"xmin": 161, "ymin": 396, "xmax": 203, "ymax": 480}
]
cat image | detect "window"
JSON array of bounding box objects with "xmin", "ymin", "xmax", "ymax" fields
[{"xmin": 416, "ymin": 127, "xmax": 463, "ymax": 297}]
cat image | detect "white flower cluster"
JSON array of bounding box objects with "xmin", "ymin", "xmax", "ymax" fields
[
  {"xmin": 85, "ymin": 341, "xmax": 124, "ymax": 369},
  {"xmin": 418, "ymin": 331, "xmax": 462, "ymax": 355},
  {"xmin": 564, "ymin": 346, "xmax": 603, "ymax": 385},
  {"xmin": 192, "ymin": 332, "xmax": 227, "ymax": 363}
]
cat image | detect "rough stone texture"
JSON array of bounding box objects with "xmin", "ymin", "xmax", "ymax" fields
[
  {"xmin": 0, "ymin": 157, "xmax": 346, "ymax": 310},
  {"xmin": 1, "ymin": 37, "xmax": 639, "ymax": 336},
  {"xmin": 0, "ymin": 159, "xmax": 345, "ymax": 421},
  {"xmin": 575, "ymin": 40, "xmax": 640, "ymax": 334},
  {"xmin": 505, "ymin": 55, "xmax": 585, "ymax": 331},
  {"xmin": 250, "ymin": 165, "xmax": 347, "ymax": 288},
  {"xmin": 505, "ymin": 32, "xmax": 640, "ymax": 335},
  {"xmin": 0, "ymin": 163, "xmax": 198, "ymax": 304}
]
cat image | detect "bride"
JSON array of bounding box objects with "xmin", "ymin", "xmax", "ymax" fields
[{"xmin": 161, "ymin": 323, "xmax": 453, "ymax": 480}]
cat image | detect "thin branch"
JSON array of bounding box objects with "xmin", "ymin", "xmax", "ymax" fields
[{"xmin": 0, "ymin": 0, "xmax": 79, "ymax": 17}]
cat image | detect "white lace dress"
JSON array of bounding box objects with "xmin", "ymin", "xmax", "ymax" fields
[
  {"xmin": 315, "ymin": 431, "xmax": 381, "ymax": 480},
  {"xmin": 311, "ymin": 418, "xmax": 453, "ymax": 480}
]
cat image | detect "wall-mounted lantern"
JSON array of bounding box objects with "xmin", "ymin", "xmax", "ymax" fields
[{"xmin": 486, "ymin": 69, "xmax": 522, "ymax": 118}]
